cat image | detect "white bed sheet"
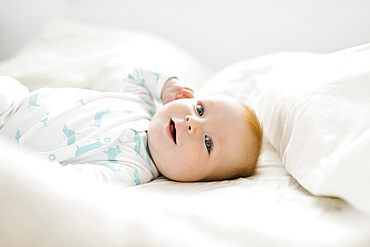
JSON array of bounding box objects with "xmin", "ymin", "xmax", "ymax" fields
[
  {"xmin": 1, "ymin": 139, "xmax": 369, "ymax": 247},
  {"xmin": 1, "ymin": 19, "xmax": 370, "ymax": 247}
]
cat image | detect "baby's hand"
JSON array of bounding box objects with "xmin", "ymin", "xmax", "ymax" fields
[{"xmin": 161, "ymin": 77, "xmax": 194, "ymax": 104}]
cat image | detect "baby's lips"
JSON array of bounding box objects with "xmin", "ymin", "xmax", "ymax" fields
[
  {"xmin": 168, "ymin": 118, "xmax": 182, "ymax": 145},
  {"xmin": 170, "ymin": 119, "xmax": 177, "ymax": 144}
]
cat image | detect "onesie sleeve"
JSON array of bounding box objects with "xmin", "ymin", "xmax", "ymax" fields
[
  {"xmin": 56, "ymin": 130, "xmax": 158, "ymax": 189},
  {"xmin": 121, "ymin": 68, "xmax": 172, "ymax": 104}
]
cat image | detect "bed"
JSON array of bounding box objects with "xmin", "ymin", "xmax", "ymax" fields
[{"xmin": 1, "ymin": 16, "xmax": 370, "ymax": 247}]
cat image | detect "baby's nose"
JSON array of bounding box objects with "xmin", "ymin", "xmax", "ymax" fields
[
  {"xmin": 185, "ymin": 116, "xmax": 192, "ymax": 131},
  {"xmin": 185, "ymin": 115, "xmax": 200, "ymax": 133}
]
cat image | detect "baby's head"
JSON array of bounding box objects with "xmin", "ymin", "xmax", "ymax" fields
[{"xmin": 148, "ymin": 94, "xmax": 263, "ymax": 182}]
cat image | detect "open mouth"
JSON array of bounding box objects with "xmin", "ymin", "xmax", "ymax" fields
[{"xmin": 169, "ymin": 119, "xmax": 177, "ymax": 144}]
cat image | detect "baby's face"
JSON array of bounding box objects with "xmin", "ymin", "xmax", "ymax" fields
[{"xmin": 148, "ymin": 94, "xmax": 253, "ymax": 182}]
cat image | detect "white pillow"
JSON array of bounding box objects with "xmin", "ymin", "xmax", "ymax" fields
[
  {"xmin": 0, "ymin": 18, "xmax": 213, "ymax": 92},
  {"xmin": 253, "ymin": 43, "xmax": 370, "ymax": 215}
]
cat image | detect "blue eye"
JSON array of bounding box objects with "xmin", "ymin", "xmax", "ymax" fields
[
  {"xmin": 196, "ymin": 102, "xmax": 204, "ymax": 116},
  {"xmin": 205, "ymin": 136, "xmax": 213, "ymax": 152}
]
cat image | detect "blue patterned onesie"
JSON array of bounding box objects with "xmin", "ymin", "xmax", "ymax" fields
[{"xmin": 0, "ymin": 69, "xmax": 170, "ymax": 188}]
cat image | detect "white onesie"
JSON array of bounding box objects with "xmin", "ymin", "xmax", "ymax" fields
[{"xmin": 0, "ymin": 69, "xmax": 170, "ymax": 188}]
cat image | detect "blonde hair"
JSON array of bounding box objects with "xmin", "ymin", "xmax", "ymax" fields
[{"xmin": 236, "ymin": 101, "xmax": 263, "ymax": 177}]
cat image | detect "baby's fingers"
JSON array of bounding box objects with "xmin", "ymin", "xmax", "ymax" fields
[{"xmin": 180, "ymin": 87, "xmax": 195, "ymax": 98}]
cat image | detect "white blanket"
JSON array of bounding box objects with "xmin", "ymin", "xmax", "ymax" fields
[{"xmin": 253, "ymin": 44, "xmax": 370, "ymax": 215}]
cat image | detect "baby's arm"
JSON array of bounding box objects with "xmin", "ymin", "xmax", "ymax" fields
[
  {"xmin": 122, "ymin": 69, "xmax": 169, "ymax": 104},
  {"xmin": 122, "ymin": 69, "xmax": 194, "ymax": 105}
]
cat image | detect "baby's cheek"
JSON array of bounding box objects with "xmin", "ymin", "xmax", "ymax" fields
[{"xmin": 169, "ymin": 160, "xmax": 201, "ymax": 181}]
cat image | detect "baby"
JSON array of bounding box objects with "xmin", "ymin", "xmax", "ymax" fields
[{"xmin": 0, "ymin": 69, "xmax": 263, "ymax": 188}]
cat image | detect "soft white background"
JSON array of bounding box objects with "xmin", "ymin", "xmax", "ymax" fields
[
  {"xmin": 1, "ymin": 2, "xmax": 370, "ymax": 246},
  {"xmin": 1, "ymin": 0, "xmax": 370, "ymax": 70}
]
